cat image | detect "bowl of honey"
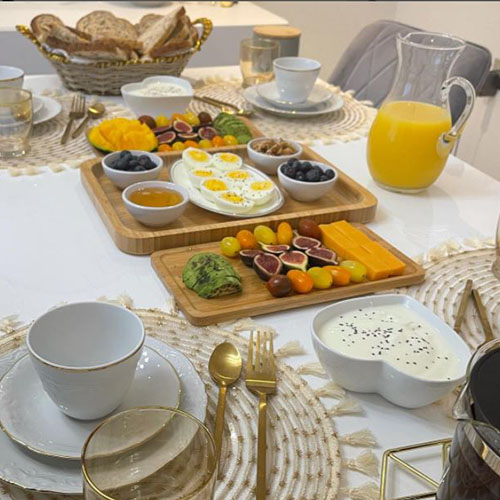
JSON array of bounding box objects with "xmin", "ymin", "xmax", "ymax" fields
[{"xmin": 122, "ymin": 181, "xmax": 189, "ymax": 227}]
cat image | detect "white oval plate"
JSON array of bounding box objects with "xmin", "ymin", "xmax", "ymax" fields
[
  {"xmin": 0, "ymin": 346, "xmax": 181, "ymax": 460},
  {"xmin": 170, "ymin": 160, "xmax": 284, "ymax": 219},
  {"xmin": 256, "ymin": 82, "xmax": 333, "ymax": 110},
  {"xmin": 0, "ymin": 336, "xmax": 207, "ymax": 494},
  {"xmin": 244, "ymin": 86, "xmax": 344, "ymax": 118},
  {"xmin": 33, "ymin": 96, "xmax": 62, "ymax": 126}
]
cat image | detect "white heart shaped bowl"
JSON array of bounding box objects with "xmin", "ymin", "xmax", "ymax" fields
[
  {"xmin": 102, "ymin": 150, "xmax": 163, "ymax": 190},
  {"xmin": 247, "ymin": 138, "xmax": 302, "ymax": 175},
  {"xmin": 121, "ymin": 76, "xmax": 193, "ymax": 118},
  {"xmin": 122, "ymin": 180, "xmax": 189, "ymax": 227},
  {"xmin": 277, "ymin": 160, "xmax": 337, "ymax": 202},
  {"xmin": 311, "ymin": 294, "xmax": 471, "ymax": 409}
]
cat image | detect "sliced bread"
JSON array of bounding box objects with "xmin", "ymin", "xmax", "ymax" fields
[
  {"xmin": 76, "ymin": 10, "xmax": 137, "ymax": 43},
  {"xmin": 31, "ymin": 14, "xmax": 64, "ymax": 43},
  {"xmin": 136, "ymin": 14, "xmax": 163, "ymax": 36},
  {"xmin": 150, "ymin": 16, "xmax": 196, "ymax": 58}
]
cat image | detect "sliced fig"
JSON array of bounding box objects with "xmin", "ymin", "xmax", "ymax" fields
[
  {"xmin": 253, "ymin": 253, "xmax": 282, "ymax": 281},
  {"xmin": 198, "ymin": 126, "xmax": 217, "ymax": 140},
  {"xmin": 239, "ymin": 249, "xmax": 263, "ymax": 267},
  {"xmin": 292, "ymin": 236, "xmax": 321, "ymax": 251},
  {"xmin": 280, "ymin": 250, "xmax": 308, "ymax": 272},
  {"xmin": 173, "ymin": 119, "xmax": 193, "ymax": 134},
  {"xmin": 157, "ymin": 131, "xmax": 176, "ymax": 145},
  {"xmin": 152, "ymin": 125, "xmax": 172, "ymax": 135},
  {"xmin": 306, "ymin": 247, "xmax": 337, "ymax": 267},
  {"xmin": 178, "ymin": 132, "xmax": 198, "ymax": 141},
  {"xmin": 260, "ymin": 244, "xmax": 290, "ymax": 255}
]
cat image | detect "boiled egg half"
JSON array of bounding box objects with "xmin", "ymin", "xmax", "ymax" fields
[
  {"xmin": 242, "ymin": 180, "xmax": 275, "ymax": 205},
  {"xmin": 212, "ymin": 152, "xmax": 242, "ymax": 172},
  {"xmin": 215, "ymin": 191, "xmax": 254, "ymax": 214},
  {"xmin": 200, "ymin": 178, "xmax": 229, "ymax": 202},
  {"xmin": 224, "ymin": 169, "xmax": 254, "ymax": 190},
  {"xmin": 182, "ymin": 147, "xmax": 212, "ymax": 170},
  {"xmin": 188, "ymin": 168, "xmax": 219, "ymax": 187}
]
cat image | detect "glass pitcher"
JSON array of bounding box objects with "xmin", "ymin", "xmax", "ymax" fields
[
  {"xmin": 437, "ymin": 339, "xmax": 500, "ymax": 500},
  {"xmin": 367, "ymin": 32, "xmax": 476, "ymax": 193}
]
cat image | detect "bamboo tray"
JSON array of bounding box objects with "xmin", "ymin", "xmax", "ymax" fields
[
  {"xmin": 81, "ymin": 145, "xmax": 377, "ymax": 255},
  {"xmin": 151, "ymin": 224, "xmax": 425, "ymax": 326}
]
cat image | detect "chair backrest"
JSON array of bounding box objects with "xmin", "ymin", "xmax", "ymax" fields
[{"xmin": 329, "ymin": 20, "xmax": 492, "ymax": 122}]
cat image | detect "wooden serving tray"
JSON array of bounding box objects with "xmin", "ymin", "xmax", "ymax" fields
[
  {"xmin": 151, "ymin": 224, "xmax": 425, "ymax": 326},
  {"xmin": 81, "ymin": 144, "xmax": 377, "ymax": 255}
]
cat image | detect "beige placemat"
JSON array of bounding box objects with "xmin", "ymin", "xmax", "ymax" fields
[{"xmin": 190, "ymin": 77, "xmax": 377, "ymax": 145}]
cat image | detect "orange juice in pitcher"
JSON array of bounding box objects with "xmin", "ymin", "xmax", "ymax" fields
[{"xmin": 367, "ymin": 32, "xmax": 476, "ymax": 193}]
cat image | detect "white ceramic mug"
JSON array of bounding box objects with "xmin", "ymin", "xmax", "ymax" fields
[
  {"xmin": 273, "ymin": 57, "xmax": 321, "ymax": 104},
  {"xmin": 27, "ymin": 302, "xmax": 145, "ymax": 420},
  {"xmin": 0, "ymin": 66, "xmax": 24, "ymax": 88}
]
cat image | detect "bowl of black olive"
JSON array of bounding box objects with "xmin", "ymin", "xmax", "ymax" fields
[
  {"xmin": 102, "ymin": 150, "xmax": 163, "ymax": 189},
  {"xmin": 278, "ymin": 159, "xmax": 337, "ymax": 202}
]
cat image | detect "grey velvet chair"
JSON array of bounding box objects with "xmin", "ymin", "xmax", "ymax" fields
[{"xmin": 329, "ymin": 20, "xmax": 492, "ymax": 122}]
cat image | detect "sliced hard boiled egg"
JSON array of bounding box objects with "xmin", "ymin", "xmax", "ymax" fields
[
  {"xmin": 212, "ymin": 152, "xmax": 242, "ymax": 172},
  {"xmin": 215, "ymin": 191, "xmax": 254, "ymax": 214},
  {"xmin": 224, "ymin": 169, "xmax": 254, "ymax": 190},
  {"xmin": 243, "ymin": 180, "xmax": 275, "ymax": 205},
  {"xmin": 182, "ymin": 147, "xmax": 212, "ymax": 170},
  {"xmin": 188, "ymin": 168, "xmax": 219, "ymax": 187},
  {"xmin": 200, "ymin": 178, "xmax": 229, "ymax": 202}
]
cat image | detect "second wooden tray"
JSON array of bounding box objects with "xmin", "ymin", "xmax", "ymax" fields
[{"xmin": 81, "ymin": 144, "xmax": 377, "ymax": 255}]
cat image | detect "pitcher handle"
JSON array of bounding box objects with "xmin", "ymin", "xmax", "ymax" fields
[{"xmin": 440, "ymin": 76, "xmax": 476, "ymax": 144}]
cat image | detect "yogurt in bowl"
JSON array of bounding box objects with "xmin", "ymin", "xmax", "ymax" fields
[{"xmin": 311, "ymin": 294, "xmax": 470, "ymax": 408}]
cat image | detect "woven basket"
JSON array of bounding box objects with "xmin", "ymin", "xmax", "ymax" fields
[{"xmin": 16, "ymin": 19, "xmax": 212, "ymax": 95}]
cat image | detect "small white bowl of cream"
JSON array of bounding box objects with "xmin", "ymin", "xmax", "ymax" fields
[
  {"xmin": 121, "ymin": 76, "xmax": 193, "ymax": 118},
  {"xmin": 311, "ymin": 294, "xmax": 470, "ymax": 408}
]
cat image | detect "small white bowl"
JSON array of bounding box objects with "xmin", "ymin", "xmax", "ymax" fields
[
  {"xmin": 102, "ymin": 150, "xmax": 163, "ymax": 190},
  {"xmin": 121, "ymin": 76, "xmax": 193, "ymax": 118},
  {"xmin": 122, "ymin": 180, "xmax": 189, "ymax": 227},
  {"xmin": 311, "ymin": 294, "xmax": 471, "ymax": 409},
  {"xmin": 247, "ymin": 138, "xmax": 302, "ymax": 175},
  {"xmin": 277, "ymin": 160, "xmax": 337, "ymax": 202}
]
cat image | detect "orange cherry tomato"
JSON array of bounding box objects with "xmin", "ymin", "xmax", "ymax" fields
[
  {"xmin": 212, "ymin": 135, "xmax": 225, "ymax": 147},
  {"xmin": 158, "ymin": 144, "xmax": 173, "ymax": 152},
  {"xmin": 184, "ymin": 140, "xmax": 200, "ymax": 149},
  {"xmin": 236, "ymin": 229, "xmax": 259, "ymax": 250},
  {"xmin": 171, "ymin": 113, "xmax": 186, "ymax": 122},
  {"xmin": 286, "ymin": 270, "xmax": 314, "ymax": 294},
  {"xmin": 323, "ymin": 265, "xmax": 351, "ymax": 286},
  {"xmin": 277, "ymin": 222, "xmax": 293, "ymax": 246}
]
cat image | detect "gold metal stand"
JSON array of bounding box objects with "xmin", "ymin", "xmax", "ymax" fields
[{"xmin": 379, "ymin": 438, "xmax": 452, "ymax": 500}]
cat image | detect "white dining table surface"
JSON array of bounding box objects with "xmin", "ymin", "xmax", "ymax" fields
[{"xmin": 2, "ymin": 66, "xmax": 500, "ymax": 496}]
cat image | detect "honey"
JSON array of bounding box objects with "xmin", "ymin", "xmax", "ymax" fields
[{"xmin": 128, "ymin": 187, "xmax": 183, "ymax": 207}]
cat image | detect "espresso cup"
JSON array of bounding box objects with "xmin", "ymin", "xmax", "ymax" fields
[
  {"xmin": 0, "ymin": 66, "xmax": 24, "ymax": 88},
  {"xmin": 273, "ymin": 57, "xmax": 321, "ymax": 104},
  {"xmin": 27, "ymin": 302, "xmax": 145, "ymax": 420}
]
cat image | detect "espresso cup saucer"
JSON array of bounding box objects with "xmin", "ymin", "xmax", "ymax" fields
[
  {"xmin": 256, "ymin": 81, "xmax": 333, "ymax": 110},
  {"xmin": 0, "ymin": 345, "xmax": 181, "ymax": 461},
  {"xmin": 32, "ymin": 96, "xmax": 62, "ymax": 126},
  {"xmin": 32, "ymin": 95, "xmax": 44, "ymax": 116}
]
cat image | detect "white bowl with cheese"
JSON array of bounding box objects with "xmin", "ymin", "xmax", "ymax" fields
[
  {"xmin": 311, "ymin": 294, "xmax": 470, "ymax": 408},
  {"xmin": 121, "ymin": 76, "xmax": 193, "ymax": 118}
]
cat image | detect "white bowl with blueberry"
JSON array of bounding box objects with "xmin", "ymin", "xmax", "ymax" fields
[
  {"xmin": 102, "ymin": 150, "xmax": 163, "ymax": 189},
  {"xmin": 278, "ymin": 159, "xmax": 337, "ymax": 202}
]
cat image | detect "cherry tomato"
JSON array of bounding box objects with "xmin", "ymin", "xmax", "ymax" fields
[
  {"xmin": 184, "ymin": 140, "xmax": 200, "ymax": 149},
  {"xmin": 183, "ymin": 111, "xmax": 200, "ymax": 127},
  {"xmin": 340, "ymin": 260, "xmax": 367, "ymax": 283},
  {"xmin": 172, "ymin": 141, "xmax": 186, "ymax": 151},
  {"xmin": 155, "ymin": 115, "xmax": 170, "ymax": 127},
  {"xmin": 286, "ymin": 270, "xmax": 314, "ymax": 294},
  {"xmin": 277, "ymin": 222, "xmax": 293, "ymax": 246},
  {"xmin": 198, "ymin": 139, "xmax": 213, "ymax": 149},
  {"xmin": 171, "ymin": 113, "xmax": 186, "ymax": 122},
  {"xmin": 307, "ymin": 267, "xmax": 333, "ymax": 289},
  {"xmin": 253, "ymin": 225, "xmax": 277, "ymax": 245},
  {"xmin": 220, "ymin": 236, "xmax": 241, "ymax": 258},
  {"xmin": 158, "ymin": 144, "xmax": 173, "ymax": 152},
  {"xmin": 236, "ymin": 229, "xmax": 259, "ymax": 250},
  {"xmin": 323, "ymin": 265, "xmax": 351, "ymax": 286},
  {"xmin": 212, "ymin": 135, "xmax": 225, "ymax": 147},
  {"xmin": 223, "ymin": 135, "xmax": 238, "ymax": 146}
]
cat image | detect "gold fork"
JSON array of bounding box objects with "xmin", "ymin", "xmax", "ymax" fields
[
  {"xmin": 246, "ymin": 330, "xmax": 276, "ymax": 500},
  {"xmin": 60, "ymin": 94, "xmax": 85, "ymax": 145}
]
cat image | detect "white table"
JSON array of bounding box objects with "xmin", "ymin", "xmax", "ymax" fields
[
  {"xmin": 0, "ymin": 1, "xmax": 287, "ymax": 73},
  {"xmin": 2, "ymin": 68, "xmax": 500, "ymax": 496}
]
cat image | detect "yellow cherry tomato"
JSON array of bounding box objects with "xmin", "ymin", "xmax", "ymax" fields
[
  {"xmin": 340, "ymin": 260, "xmax": 367, "ymax": 283},
  {"xmin": 199, "ymin": 139, "xmax": 213, "ymax": 149},
  {"xmin": 220, "ymin": 236, "xmax": 241, "ymax": 258},
  {"xmin": 277, "ymin": 222, "xmax": 293, "ymax": 245},
  {"xmin": 158, "ymin": 144, "xmax": 173, "ymax": 152},
  {"xmin": 223, "ymin": 135, "xmax": 238, "ymax": 146},
  {"xmin": 307, "ymin": 267, "xmax": 333, "ymax": 289},
  {"xmin": 155, "ymin": 115, "xmax": 170, "ymax": 127},
  {"xmin": 253, "ymin": 225, "xmax": 277, "ymax": 245},
  {"xmin": 172, "ymin": 141, "xmax": 186, "ymax": 151},
  {"xmin": 183, "ymin": 111, "xmax": 201, "ymax": 127},
  {"xmin": 171, "ymin": 113, "xmax": 185, "ymax": 122}
]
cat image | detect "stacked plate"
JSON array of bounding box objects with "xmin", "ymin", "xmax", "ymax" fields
[
  {"xmin": 32, "ymin": 95, "xmax": 62, "ymax": 126},
  {"xmin": 0, "ymin": 336, "xmax": 207, "ymax": 494},
  {"xmin": 243, "ymin": 81, "xmax": 344, "ymax": 118}
]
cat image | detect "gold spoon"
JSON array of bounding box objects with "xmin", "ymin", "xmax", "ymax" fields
[
  {"xmin": 193, "ymin": 95, "xmax": 253, "ymax": 117},
  {"xmin": 71, "ymin": 102, "xmax": 106, "ymax": 138},
  {"xmin": 209, "ymin": 342, "xmax": 242, "ymax": 462}
]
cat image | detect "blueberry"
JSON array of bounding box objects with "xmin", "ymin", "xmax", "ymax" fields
[
  {"xmin": 292, "ymin": 159, "xmax": 301, "ymax": 168},
  {"xmin": 129, "ymin": 159, "xmax": 138, "ymax": 167},
  {"xmin": 296, "ymin": 172, "xmax": 305, "ymax": 181},
  {"xmin": 320, "ymin": 175, "xmax": 328, "ymax": 182},
  {"xmin": 120, "ymin": 150, "xmax": 131, "ymax": 158},
  {"xmin": 325, "ymin": 169, "xmax": 335, "ymax": 179},
  {"xmin": 139, "ymin": 155, "xmax": 149, "ymax": 163},
  {"xmin": 146, "ymin": 160, "xmax": 157, "ymax": 169},
  {"xmin": 287, "ymin": 158, "xmax": 295, "ymax": 166},
  {"xmin": 302, "ymin": 161, "xmax": 312, "ymax": 169},
  {"xmin": 134, "ymin": 165, "xmax": 146, "ymax": 172},
  {"xmin": 116, "ymin": 159, "xmax": 127, "ymax": 170},
  {"xmin": 305, "ymin": 169, "xmax": 321, "ymax": 182},
  {"xmin": 283, "ymin": 165, "xmax": 295, "ymax": 178}
]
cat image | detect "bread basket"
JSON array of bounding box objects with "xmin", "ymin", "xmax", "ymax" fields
[{"xmin": 16, "ymin": 18, "xmax": 212, "ymax": 95}]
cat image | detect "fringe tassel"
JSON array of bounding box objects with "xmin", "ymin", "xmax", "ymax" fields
[
  {"xmin": 230, "ymin": 318, "xmax": 277, "ymax": 337},
  {"xmin": 340, "ymin": 481, "xmax": 379, "ymax": 500},
  {"xmin": 296, "ymin": 362, "xmax": 328, "ymax": 378},
  {"xmin": 48, "ymin": 162, "xmax": 65, "ymax": 173},
  {"xmin": 339, "ymin": 429, "xmax": 378, "ymax": 447},
  {"xmin": 275, "ymin": 341, "xmax": 305, "ymax": 358},
  {"xmin": 8, "ymin": 167, "xmax": 21, "ymax": 177},
  {"xmin": 166, "ymin": 296, "xmax": 178, "ymax": 316},
  {"xmin": 328, "ymin": 398, "xmax": 363, "ymax": 416},
  {"xmin": 97, "ymin": 294, "xmax": 133, "ymax": 308},
  {"xmin": 343, "ymin": 450, "xmax": 379, "ymax": 477},
  {"xmin": 25, "ymin": 166, "xmax": 40, "ymax": 176},
  {"xmin": 0, "ymin": 314, "xmax": 20, "ymax": 334},
  {"xmin": 315, "ymin": 381, "xmax": 345, "ymax": 399}
]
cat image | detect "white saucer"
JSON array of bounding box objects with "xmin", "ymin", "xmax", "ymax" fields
[
  {"xmin": 244, "ymin": 86, "xmax": 344, "ymax": 118},
  {"xmin": 0, "ymin": 336, "xmax": 207, "ymax": 494},
  {"xmin": 0, "ymin": 346, "xmax": 181, "ymax": 460},
  {"xmin": 32, "ymin": 96, "xmax": 62, "ymax": 126},
  {"xmin": 32, "ymin": 96, "xmax": 43, "ymax": 116},
  {"xmin": 256, "ymin": 82, "xmax": 333, "ymax": 110}
]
